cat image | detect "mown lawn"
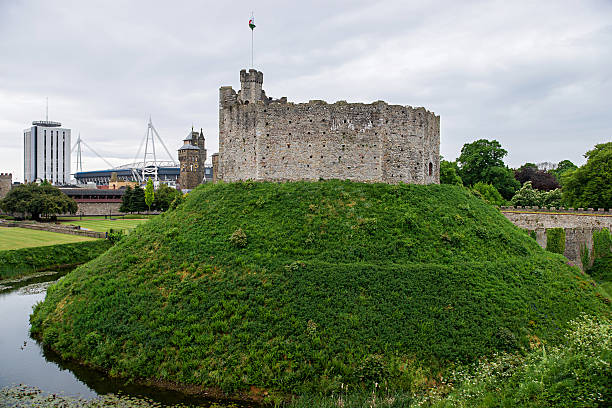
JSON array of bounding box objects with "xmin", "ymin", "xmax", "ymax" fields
[
  {"xmin": 59, "ymin": 218, "xmax": 150, "ymax": 233},
  {"xmin": 0, "ymin": 227, "xmax": 96, "ymax": 250}
]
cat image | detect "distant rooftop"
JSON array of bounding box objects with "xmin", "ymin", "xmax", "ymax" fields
[{"xmin": 32, "ymin": 120, "xmax": 62, "ymax": 127}]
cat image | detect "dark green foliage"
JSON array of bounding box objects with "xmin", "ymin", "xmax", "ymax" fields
[
  {"xmin": 131, "ymin": 185, "xmax": 147, "ymax": 212},
  {"xmin": 546, "ymin": 228, "xmax": 565, "ymax": 254},
  {"xmin": 107, "ymin": 229, "xmax": 125, "ymax": 245},
  {"xmin": 152, "ymin": 184, "xmax": 182, "ymax": 212},
  {"xmin": 0, "ymin": 240, "xmax": 111, "ymax": 280},
  {"xmin": 287, "ymin": 316, "xmax": 612, "ymax": 408},
  {"xmin": 168, "ymin": 193, "xmax": 185, "ymax": 211},
  {"xmin": 457, "ymin": 139, "xmax": 520, "ymax": 199},
  {"xmin": 0, "ymin": 183, "xmax": 77, "ymax": 220},
  {"xmin": 30, "ymin": 181, "xmax": 608, "ymax": 397},
  {"xmin": 439, "ymin": 160, "xmax": 462, "ymax": 185},
  {"xmin": 593, "ymin": 228, "xmax": 612, "ymax": 260},
  {"xmin": 119, "ymin": 186, "xmax": 133, "ymax": 213},
  {"xmin": 471, "ymin": 182, "xmax": 505, "ymax": 206},
  {"xmin": 581, "ymin": 243, "xmax": 591, "ymax": 271},
  {"xmin": 562, "ymin": 142, "xmax": 612, "ymax": 209},
  {"xmin": 529, "ymin": 230, "xmax": 537, "ymax": 240}
]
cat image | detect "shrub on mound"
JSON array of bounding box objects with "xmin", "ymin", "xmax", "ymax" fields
[{"xmin": 30, "ymin": 181, "xmax": 609, "ymax": 397}]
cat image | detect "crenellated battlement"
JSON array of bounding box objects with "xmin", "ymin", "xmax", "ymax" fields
[
  {"xmin": 218, "ymin": 70, "xmax": 440, "ymax": 185},
  {"xmin": 0, "ymin": 173, "xmax": 12, "ymax": 178},
  {"xmin": 500, "ymin": 206, "xmax": 611, "ymax": 215}
]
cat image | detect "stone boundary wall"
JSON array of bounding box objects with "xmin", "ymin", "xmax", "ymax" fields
[
  {"xmin": 500, "ymin": 206, "xmax": 610, "ymax": 214},
  {"xmin": 500, "ymin": 209, "xmax": 612, "ymax": 230},
  {"xmin": 73, "ymin": 202, "xmax": 123, "ymax": 216},
  {"xmin": 0, "ymin": 220, "xmax": 105, "ymax": 239},
  {"xmin": 500, "ymin": 208, "xmax": 611, "ymax": 270}
]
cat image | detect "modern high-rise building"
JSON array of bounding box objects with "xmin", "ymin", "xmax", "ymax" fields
[{"xmin": 24, "ymin": 120, "xmax": 71, "ymax": 184}]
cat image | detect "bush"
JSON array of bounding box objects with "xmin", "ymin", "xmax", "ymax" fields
[
  {"xmin": 229, "ymin": 228, "xmax": 247, "ymax": 248},
  {"xmin": 546, "ymin": 228, "xmax": 565, "ymax": 254},
  {"xmin": 107, "ymin": 229, "xmax": 125, "ymax": 245},
  {"xmin": 472, "ymin": 182, "xmax": 505, "ymax": 206}
]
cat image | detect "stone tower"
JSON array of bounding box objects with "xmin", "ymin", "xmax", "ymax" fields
[
  {"xmin": 178, "ymin": 129, "xmax": 207, "ymax": 190},
  {"xmin": 0, "ymin": 173, "xmax": 12, "ymax": 200}
]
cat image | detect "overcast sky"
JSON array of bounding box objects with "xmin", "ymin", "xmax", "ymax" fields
[{"xmin": 1, "ymin": 0, "xmax": 610, "ymax": 182}]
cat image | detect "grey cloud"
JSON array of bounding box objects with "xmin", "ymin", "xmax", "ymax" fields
[{"xmin": 1, "ymin": 0, "xmax": 611, "ymax": 182}]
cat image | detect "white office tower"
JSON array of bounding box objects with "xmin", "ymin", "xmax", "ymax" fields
[{"xmin": 24, "ymin": 120, "xmax": 71, "ymax": 184}]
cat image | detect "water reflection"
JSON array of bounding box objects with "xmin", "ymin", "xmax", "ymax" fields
[{"xmin": 0, "ymin": 272, "xmax": 257, "ymax": 407}]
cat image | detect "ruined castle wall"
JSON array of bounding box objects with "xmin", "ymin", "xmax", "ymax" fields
[{"xmin": 219, "ymin": 90, "xmax": 440, "ymax": 184}]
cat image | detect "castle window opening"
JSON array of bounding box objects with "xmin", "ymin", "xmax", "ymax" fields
[
  {"xmin": 429, "ymin": 162, "xmax": 433, "ymax": 176},
  {"xmin": 287, "ymin": 144, "xmax": 290, "ymax": 148}
]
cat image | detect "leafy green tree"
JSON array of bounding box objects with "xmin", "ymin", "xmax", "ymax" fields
[
  {"xmin": 131, "ymin": 185, "xmax": 147, "ymax": 213},
  {"xmin": 153, "ymin": 183, "xmax": 181, "ymax": 212},
  {"xmin": 472, "ymin": 182, "xmax": 505, "ymax": 206},
  {"xmin": 550, "ymin": 159, "xmax": 578, "ymax": 183},
  {"xmin": 0, "ymin": 183, "xmax": 77, "ymax": 220},
  {"xmin": 457, "ymin": 139, "xmax": 520, "ymax": 199},
  {"xmin": 119, "ymin": 186, "xmax": 134, "ymax": 213},
  {"xmin": 562, "ymin": 142, "xmax": 612, "ymax": 209},
  {"xmin": 144, "ymin": 179, "xmax": 155, "ymax": 212},
  {"xmin": 440, "ymin": 159, "xmax": 463, "ymax": 185}
]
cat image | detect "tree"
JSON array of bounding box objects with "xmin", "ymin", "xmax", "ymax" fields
[
  {"xmin": 119, "ymin": 186, "xmax": 134, "ymax": 213},
  {"xmin": 153, "ymin": 183, "xmax": 181, "ymax": 212},
  {"xmin": 144, "ymin": 179, "xmax": 155, "ymax": 212},
  {"xmin": 562, "ymin": 142, "xmax": 612, "ymax": 209},
  {"xmin": 457, "ymin": 139, "xmax": 520, "ymax": 200},
  {"xmin": 472, "ymin": 182, "xmax": 505, "ymax": 206},
  {"xmin": 550, "ymin": 160, "xmax": 578, "ymax": 183},
  {"xmin": 440, "ymin": 159, "xmax": 463, "ymax": 185},
  {"xmin": 0, "ymin": 183, "xmax": 77, "ymax": 220},
  {"xmin": 131, "ymin": 185, "xmax": 147, "ymax": 213},
  {"xmin": 511, "ymin": 181, "xmax": 563, "ymax": 208},
  {"xmin": 514, "ymin": 163, "xmax": 560, "ymax": 191}
]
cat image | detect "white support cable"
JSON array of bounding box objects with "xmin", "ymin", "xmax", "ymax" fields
[
  {"xmin": 149, "ymin": 121, "xmax": 178, "ymax": 166},
  {"xmin": 79, "ymin": 139, "xmax": 115, "ymax": 169}
]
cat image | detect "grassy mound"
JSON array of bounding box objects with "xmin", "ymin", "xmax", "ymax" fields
[{"xmin": 30, "ymin": 181, "xmax": 609, "ymax": 398}]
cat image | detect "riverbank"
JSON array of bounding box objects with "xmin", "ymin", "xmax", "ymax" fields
[{"xmin": 0, "ymin": 240, "xmax": 111, "ymax": 280}]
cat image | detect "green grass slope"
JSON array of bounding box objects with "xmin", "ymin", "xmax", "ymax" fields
[{"xmin": 30, "ymin": 181, "xmax": 609, "ymax": 398}]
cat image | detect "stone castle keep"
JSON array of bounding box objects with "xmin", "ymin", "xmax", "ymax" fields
[{"xmin": 218, "ymin": 69, "xmax": 440, "ymax": 184}]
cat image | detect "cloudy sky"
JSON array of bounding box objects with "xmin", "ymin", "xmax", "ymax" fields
[{"xmin": 1, "ymin": 0, "xmax": 610, "ymax": 182}]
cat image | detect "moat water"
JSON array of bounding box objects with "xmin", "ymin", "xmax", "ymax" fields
[{"xmin": 0, "ymin": 271, "xmax": 253, "ymax": 407}]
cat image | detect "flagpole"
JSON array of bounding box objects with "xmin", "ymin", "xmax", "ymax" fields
[{"xmin": 249, "ymin": 12, "xmax": 256, "ymax": 68}]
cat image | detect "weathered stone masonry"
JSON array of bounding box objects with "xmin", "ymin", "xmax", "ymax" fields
[
  {"xmin": 501, "ymin": 207, "xmax": 612, "ymax": 269},
  {"xmin": 218, "ymin": 69, "xmax": 440, "ymax": 184}
]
